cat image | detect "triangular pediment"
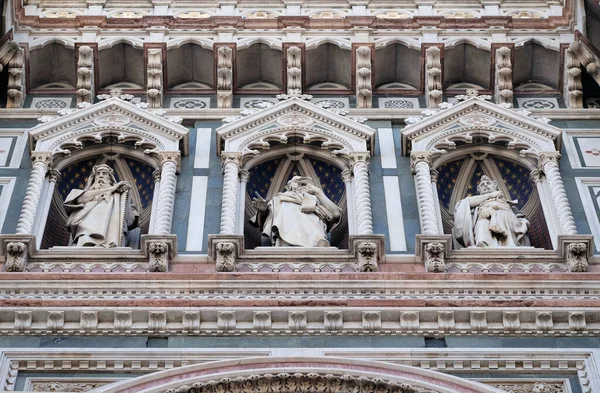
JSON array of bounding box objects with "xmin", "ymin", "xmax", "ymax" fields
[
  {"xmin": 29, "ymin": 98, "xmax": 189, "ymax": 155},
  {"xmin": 402, "ymin": 98, "xmax": 562, "ymax": 156},
  {"xmin": 216, "ymin": 98, "xmax": 375, "ymax": 156}
]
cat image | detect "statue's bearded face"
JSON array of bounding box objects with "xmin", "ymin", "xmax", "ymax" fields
[
  {"xmin": 93, "ymin": 168, "xmax": 113, "ymax": 189},
  {"xmin": 477, "ymin": 178, "xmax": 498, "ymax": 194}
]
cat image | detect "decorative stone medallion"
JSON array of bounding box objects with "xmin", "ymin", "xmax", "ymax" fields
[
  {"xmin": 31, "ymin": 97, "xmax": 72, "ymax": 109},
  {"xmin": 276, "ymin": 113, "xmax": 314, "ymax": 127},
  {"xmin": 516, "ymin": 97, "xmax": 559, "ymax": 109},
  {"xmin": 170, "ymin": 98, "xmax": 210, "ymax": 109},
  {"xmin": 93, "ymin": 114, "xmax": 131, "ymax": 127},
  {"xmin": 586, "ymin": 98, "xmax": 600, "ymax": 108},
  {"xmin": 310, "ymin": 97, "xmax": 349, "ymax": 109},
  {"xmin": 379, "ymin": 97, "xmax": 420, "ymax": 109},
  {"xmin": 459, "ymin": 114, "xmax": 497, "ymax": 126},
  {"xmin": 240, "ymin": 97, "xmax": 279, "ymax": 109}
]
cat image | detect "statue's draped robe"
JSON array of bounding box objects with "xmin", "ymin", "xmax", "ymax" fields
[
  {"xmin": 251, "ymin": 190, "xmax": 341, "ymax": 247},
  {"xmin": 64, "ymin": 188, "xmax": 137, "ymax": 247},
  {"xmin": 454, "ymin": 195, "xmax": 529, "ymax": 248}
]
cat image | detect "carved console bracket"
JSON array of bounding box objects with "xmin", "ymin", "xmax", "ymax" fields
[
  {"xmin": 208, "ymin": 235, "xmax": 385, "ymax": 273},
  {"xmin": 416, "ymin": 235, "xmax": 452, "ymax": 273},
  {"xmin": 216, "ymin": 46, "xmax": 234, "ymax": 109},
  {"xmin": 0, "ymin": 234, "xmax": 177, "ymax": 273},
  {"xmin": 558, "ymin": 235, "xmax": 593, "ymax": 272},
  {"xmin": 142, "ymin": 235, "xmax": 177, "ymax": 272},
  {"xmin": 1, "ymin": 235, "xmax": 35, "ymax": 272}
]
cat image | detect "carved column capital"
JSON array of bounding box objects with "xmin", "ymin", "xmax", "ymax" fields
[
  {"xmin": 349, "ymin": 153, "xmax": 370, "ymax": 168},
  {"xmin": 410, "ymin": 151, "xmax": 432, "ymax": 173},
  {"xmin": 221, "ymin": 152, "xmax": 242, "ymax": 171},
  {"xmin": 158, "ymin": 151, "xmax": 181, "ymax": 172},
  {"xmin": 48, "ymin": 169, "xmax": 61, "ymax": 183},
  {"xmin": 341, "ymin": 168, "xmax": 353, "ymax": 182},
  {"xmin": 239, "ymin": 169, "xmax": 250, "ymax": 182},
  {"xmin": 31, "ymin": 152, "xmax": 53, "ymax": 168},
  {"xmin": 529, "ymin": 169, "xmax": 543, "ymax": 183},
  {"xmin": 538, "ymin": 151, "xmax": 561, "ymax": 170},
  {"xmin": 430, "ymin": 169, "xmax": 439, "ymax": 183}
]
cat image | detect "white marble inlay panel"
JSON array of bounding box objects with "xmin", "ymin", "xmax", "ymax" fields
[
  {"xmin": 576, "ymin": 137, "xmax": 600, "ymax": 167},
  {"xmin": 0, "ymin": 130, "xmax": 26, "ymax": 168},
  {"xmin": 30, "ymin": 97, "xmax": 72, "ymax": 109},
  {"xmin": 378, "ymin": 98, "xmax": 420, "ymax": 109},
  {"xmin": 377, "ymin": 128, "xmax": 397, "ymax": 168},
  {"xmin": 0, "ymin": 178, "xmax": 16, "ymax": 233},
  {"xmin": 170, "ymin": 97, "xmax": 211, "ymax": 109},
  {"xmin": 516, "ymin": 97, "xmax": 559, "ymax": 109},
  {"xmin": 194, "ymin": 128, "xmax": 212, "ymax": 168},
  {"xmin": 383, "ymin": 176, "xmax": 407, "ymax": 251},
  {"xmin": 0, "ymin": 138, "xmax": 12, "ymax": 167},
  {"xmin": 575, "ymin": 177, "xmax": 600, "ymax": 252},
  {"xmin": 186, "ymin": 176, "xmax": 209, "ymax": 251}
]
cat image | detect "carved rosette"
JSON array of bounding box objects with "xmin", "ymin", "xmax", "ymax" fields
[
  {"xmin": 350, "ymin": 153, "xmax": 373, "ymax": 235},
  {"xmin": 16, "ymin": 152, "xmax": 53, "ymax": 235},
  {"xmin": 538, "ymin": 152, "xmax": 577, "ymax": 235},
  {"xmin": 410, "ymin": 152, "xmax": 439, "ymax": 236},
  {"xmin": 219, "ymin": 153, "xmax": 242, "ymax": 235}
]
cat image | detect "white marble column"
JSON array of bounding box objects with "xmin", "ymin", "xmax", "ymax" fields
[
  {"xmin": 236, "ymin": 169, "xmax": 250, "ymax": 235},
  {"xmin": 430, "ymin": 169, "xmax": 444, "ymax": 235},
  {"xmin": 539, "ymin": 152, "xmax": 577, "ymax": 235},
  {"xmin": 220, "ymin": 152, "xmax": 241, "ymax": 235},
  {"xmin": 530, "ymin": 169, "xmax": 558, "ymax": 248},
  {"xmin": 149, "ymin": 169, "xmax": 162, "ymax": 234},
  {"xmin": 153, "ymin": 152, "xmax": 180, "ymax": 235},
  {"xmin": 350, "ymin": 153, "xmax": 373, "ymax": 235},
  {"xmin": 34, "ymin": 169, "xmax": 61, "ymax": 247},
  {"xmin": 411, "ymin": 151, "xmax": 439, "ymax": 235},
  {"xmin": 16, "ymin": 152, "xmax": 52, "ymax": 234}
]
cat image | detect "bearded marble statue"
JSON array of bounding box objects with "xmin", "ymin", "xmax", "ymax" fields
[
  {"xmin": 453, "ymin": 175, "xmax": 530, "ymax": 248},
  {"xmin": 250, "ymin": 176, "xmax": 342, "ymax": 247},
  {"xmin": 63, "ymin": 164, "xmax": 140, "ymax": 248}
]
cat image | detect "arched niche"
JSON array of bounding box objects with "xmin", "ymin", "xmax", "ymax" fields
[
  {"xmin": 98, "ymin": 43, "xmax": 145, "ymax": 90},
  {"xmin": 374, "ymin": 43, "xmax": 421, "ymax": 91},
  {"xmin": 29, "ymin": 43, "xmax": 76, "ymax": 91},
  {"xmin": 513, "ymin": 42, "xmax": 559, "ymax": 91},
  {"xmin": 402, "ymin": 97, "xmax": 573, "ymax": 250},
  {"xmin": 242, "ymin": 146, "xmax": 349, "ymax": 249},
  {"xmin": 20, "ymin": 98, "xmax": 188, "ymax": 250},
  {"xmin": 434, "ymin": 148, "xmax": 552, "ymax": 249},
  {"xmin": 305, "ymin": 43, "xmax": 351, "ymax": 92},
  {"xmin": 444, "ymin": 43, "xmax": 491, "ymax": 90},
  {"xmin": 40, "ymin": 147, "xmax": 158, "ymax": 249},
  {"xmin": 236, "ymin": 43, "xmax": 283, "ymax": 92},
  {"xmin": 90, "ymin": 357, "xmax": 504, "ymax": 393},
  {"xmin": 167, "ymin": 43, "xmax": 214, "ymax": 90},
  {"xmin": 216, "ymin": 98, "xmax": 375, "ymax": 251}
]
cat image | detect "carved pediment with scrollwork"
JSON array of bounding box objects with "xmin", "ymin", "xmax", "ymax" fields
[{"xmin": 216, "ymin": 98, "xmax": 375, "ymax": 162}]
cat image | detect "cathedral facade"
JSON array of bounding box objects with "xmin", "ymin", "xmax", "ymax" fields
[{"xmin": 0, "ymin": 0, "xmax": 600, "ymax": 392}]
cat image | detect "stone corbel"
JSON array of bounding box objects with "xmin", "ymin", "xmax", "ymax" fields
[
  {"xmin": 563, "ymin": 46, "xmax": 583, "ymax": 108},
  {"xmin": 141, "ymin": 235, "xmax": 177, "ymax": 272},
  {"xmin": 493, "ymin": 46, "xmax": 513, "ymax": 105},
  {"xmin": 76, "ymin": 45, "xmax": 95, "ymax": 105},
  {"xmin": 424, "ymin": 45, "xmax": 442, "ymax": 108},
  {"xmin": 355, "ymin": 45, "xmax": 372, "ymax": 109},
  {"xmin": 1, "ymin": 235, "xmax": 35, "ymax": 272},
  {"xmin": 569, "ymin": 38, "xmax": 600, "ymax": 86},
  {"xmin": 350, "ymin": 235, "xmax": 385, "ymax": 272},
  {"xmin": 416, "ymin": 235, "xmax": 452, "ymax": 273},
  {"xmin": 558, "ymin": 235, "xmax": 593, "ymax": 272},
  {"xmin": 216, "ymin": 45, "xmax": 234, "ymax": 108},
  {"xmin": 146, "ymin": 48, "xmax": 164, "ymax": 108},
  {"xmin": 286, "ymin": 45, "xmax": 302, "ymax": 94},
  {"xmin": 6, "ymin": 46, "xmax": 25, "ymax": 108},
  {"xmin": 208, "ymin": 234, "xmax": 244, "ymax": 272}
]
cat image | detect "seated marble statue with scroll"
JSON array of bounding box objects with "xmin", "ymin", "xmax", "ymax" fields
[
  {"xmin": 250, "ymin": 176, "xmax": 342, "ymax": 247},
  {"xmin": 453, "ymin": 175, "xmax": 530, "ymax": 248},
  {"xmin": 63, "ymin": 164, "xmax": 140, "ymax": 248}
]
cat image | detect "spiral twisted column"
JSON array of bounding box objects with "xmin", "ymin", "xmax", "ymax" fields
[
  {"xmin": 153, "ymin": 152, "xmax": 180, "ymax": 235},
  {"xmin": 219, "ymin": 153, "xmax": 241, "ymax": 235},
  {"xmin": 16, "ymin": 152, "xmax": 52, "ymax": 234},
  {"xmin": 350, "ymin": 153, "xmax": 373, "ymax": 235},
  {"xmin": 539, "ymin": 152, "xmax": 577, "ymax": 235},
  {"xmin": 411, "ymin": 151, "xmax": 439, "ymax": 235}
]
